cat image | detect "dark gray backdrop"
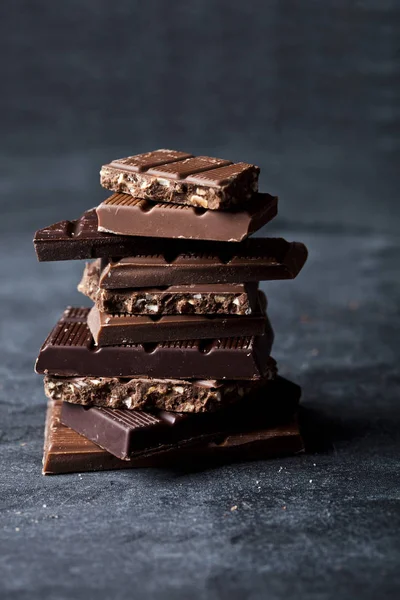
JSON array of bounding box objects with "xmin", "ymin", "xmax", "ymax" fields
[
  {"xmin": 0, "ymin": 2, "xmax": 399, "ymax": 599},
  {"xmin": 1, "ymin": 0, "xmax": 399, "ymax": 232}
]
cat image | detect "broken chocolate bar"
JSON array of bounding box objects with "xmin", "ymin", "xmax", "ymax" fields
[
  {"xmin": 43, "ymin": 398, "xmax": 303, "ymax": 474},
  {"xmin": 34, "ymin": 209, "xmax": 307, "ymax": 270},
  {"xmin": 79, "ymin": 261, "xmax": 258, "ymax": 315},
  {"xmin": 34, "ymin": 209, "xmax": 158, "ymax": 262},
  {"xmin": 44, "ymin": 371, "xmax": 276, "ymax": 413},
  {"xmin": 60, "ymin": 376, "xmax": 301, "ymax": 460},
  {"xmin": 99, "ymin": 239, "xmax": 308, "ymax": 288},
  {"xmin": 100, "ymin": 149, "xmax": 260, "ymax": 210},
  {"xmin": 87, "ymin": 293, "xmax": 267, "ymax": 346},
  {"xmin": 96, "ymin": 192, "xmax": 277, "ymax": 241},
  {"xmin": 35, "ymin": 307, "xmax": 274, "ymax": 379}
]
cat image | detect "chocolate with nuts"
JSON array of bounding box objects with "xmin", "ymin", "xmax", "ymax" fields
[
  {"xmin": 86, "ymin": 294, "xmax": 267, "ymax": 346},
  {"xmin": 78, "ymin": 259, "xmax": 259, "ymax": 315},
  {"xmin": 44, "ymin": 370, "xmax": 277, "ymax": 413},
  {"xmin": 100, "ymin": 149, "xmax": 260, "ymax": 210},
  {"xmin": 43, "ymin": 377, "xmax": 303, "ymax": 474}
]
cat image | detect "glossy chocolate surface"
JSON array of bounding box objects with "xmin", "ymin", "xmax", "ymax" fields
[
  {"xmin": 99, "ymin": 239, "xmax": 308, "ymax": 288},
  {"xmin": 59, "ymin": 376, "xmax": 302, "ymax": 461},
  {"xmin": 96, "ymin": 192, "xmax": 277, "ymax": 241},
  {"xmin": 35, "ymin": 307, "xmax": 275, "ymax": 379},
  {"xmin": 100, "ymin": 149, "xmax": 260, "ymax": 210}
]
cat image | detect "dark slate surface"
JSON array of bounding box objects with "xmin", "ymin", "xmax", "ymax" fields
[
  {"xmin": 1, "ymin": 216, "xmax": 399, "ymax": 600},
  {"xmin": 1, "ymin": 1, "xmax": 399, "ymax": 598}
]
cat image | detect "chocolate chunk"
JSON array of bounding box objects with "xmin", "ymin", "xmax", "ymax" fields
[
  {"xmin": 99, "ymin": 239, "xmax": 308, "ymax": 288},
  {"xmin": 34, "ymin": 209, "xmax": 306, "ymax": 270},
  {"xmin": 100, "ymin": 149, "xmax": 260, "ymax": 210},
  {"xmin": 35, "ymin": 307, "xmax": 274, "ymax": 379},
  {"xmin": 43, "ymin": 399, "xmax": 303, "ymax": 474},
  {"xmin": 44, "ymin": 372, "xmax": 276, "ymax": 413},
  {"xmin": 60, "ymin": 376, "xmax": 301, "ymax": 461},
  {"xmin": 43, "ymin": 400, "xmax": 130, "ymax": 475},
  {"xmin": 87, "ymin": 292, "xmax": 267, "ymax": 346},
  {"xmin": 78, "ymin": 261, "xmax": 259, "ymax": 315},
  {"xmin": 96, "ymin": 192, "xmax": 276, "ymax": 242},
  {"xmin": 34, "ymin": 209, "xmax": 159, "ymax": 262}
]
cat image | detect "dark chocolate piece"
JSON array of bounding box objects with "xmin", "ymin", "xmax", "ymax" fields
[
  {"xmin": 96, "ymin": 192, "xmax": 277, "ymax": 242},
  {"xmin": 34, "ymin": 209, "xmax": 307, "ymax": 269},
  {"xmin": 35, "ymin": 307, "xmax": 274, "ymax": 379},
  {"xmin": 87, "ymin": 293, "xmax": 267, "ymax": 346},
  {"xmin": 43, "ymin": 399, "xmax": 303, "ymax": 474},
  {"xmin": 44, "ymin": 371, "xmax": 276, "ymax": 413},
  {"xmin": 60, "ymin": 376, "xmax": 301, "ymax": 460},
  {"xmin": 99, "ymin": 239, "xmax": 308, "ymax": 288},
  {"xmin": 34, "ymin": 209, "xmax": 158, "ymax": 262},
  {"xmin": 79, "ymin": 260, "xmax": 259, "ymax": 315},
  {"xmin": 100, "ymin": 149, "xmax": 260, "ymax": 210}
]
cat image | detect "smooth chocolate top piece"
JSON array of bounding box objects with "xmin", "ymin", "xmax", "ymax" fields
[
  {"xmin": 35, "ymin": 307, "xmax": 274, "ymax": 379},
  {"xmin": 43, "ymin": 396, "xmax": 303, "ymax": 474},
  {"xmin": 96, "ymin": 192, "xmax": 277, "ymax": 242},
  {"xmin": 79, "ymin": 260, "xmax": 259, "ymax": 315},
  {"xmin": 60, "ymin": 376, "xmax": 301, "ymax": 460},
  {"xmin": 100, "ymin": 149, "xmax": 260, "ymax": 210},
  {"xmin": 99, "ymin": 238, "xmax": 308, "ymax": 288},
  {"xmin": 33, "ymin": 210, "xmax": 303, "ymax": 264},
  {"xmin": 87, "ymin": 292, "xmax": 267, "ymax": 346}
]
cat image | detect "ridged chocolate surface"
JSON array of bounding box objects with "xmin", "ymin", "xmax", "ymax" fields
[
  {"xmin": 99, "ymin": 238, "xmax": 308, "ymax": 288},
  {"xmin": 35, "ymin": 307, "xmax": 275, "ymax": 379},
  {"xmin": 146, "ymin": 156, "xmax": 231, "ymax": 180},
  {"xmin": 33, "ymin": 210, "xmax": 308, "ymax": 271},
  {"xmin": 100, "ymin": 149, "xmax": 259, "ymax": 210},
  {"xmin": 60, "ymin": 376, "xmax": 302, "ymax": 460},
  {"xmin": 43, "ymin": 397, "xmax": 303, "ymax": 474},
  {"xmin": 109, "ymin": 150, "xmax": 192, "ymax": 172},
  {"xmin": 96, "ymin": 192, "xmax": 276, "ymax": 242}
]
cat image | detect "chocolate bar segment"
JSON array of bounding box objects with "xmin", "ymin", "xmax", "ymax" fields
[
  {"xmin": 43, "ymin": 398, "xmax": 303, "ymax": 474},
  {"xmin": 35, "ymin": 307, "xmax": 274, "ymax": 379},
  {"xmin": 87, "ymin": 294, "xmax": 267, "ymax": 346},
  {"xmin": 60, "ymin": 377, "xmax": 301, "ymax": 460},
  {"xmin": 44, "ymin": 372, "xmax": 276, "ymax": 413},
  {"xmin": 99, "ymin": 239, "xmax": 308, "ymax": 288},
  {"xmin": 79, "ymin": 261, "xmax": 258, "ymax": 315},
  {"xmin": 147, "ymin": 156, "xmax": 231, "ymax": 179},
  {"xmin": 34, "ymin": 210, "xmax": 161, "ymax": 262},
  {"xmin": 100, "ymin": 149, "xmax": 260, "ymax": 210},
  {"xmin": 96, "ymin": 192, "xmax": 277, "ymax": 242},
  {"xmin": 106, "ymin": 149, "xmax": 193, "ymax": 172},
  {"xmin": 34, "ymin": 210, "xmax": 305, "ymax": 266}
]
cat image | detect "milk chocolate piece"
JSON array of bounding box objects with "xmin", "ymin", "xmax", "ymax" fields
[
  {"xmin": 60, "ymin": 376, "xmax": 301, "ymax": 460},
  {"xmin": 87, "ymin": 293, "xmax": 267, "ymax": 346},
  {"xmin": 34, "ymin": 209, "xmax": 159, "ymax": 262},
  {"xmin": 44, "ymin": 371, "xmax": 277, "ymax": 413},
  {"xmin": 99, "ymin": 239, "xmax": 308, "ymax": 288},
  {"xmin": 43, "ymin": 399, "xmax": 303, "ymax": 474},
  {"xmin": 35, "ymin": 307, "xmax": 274, "ymax": 379},
  {"xmin": 100, "ymin": 149, "xmax": 260, "ymax": 210},
  {"xmin": 34, "ymin": 209, "xmax": 306, "ymax": 269},
  {"xmin": 96, "ymin": 192, "xmax": 276, "ymax": 242},
  {"xmin": 79, "ymin": 260, "xmax": 258, "ymax": 315}
]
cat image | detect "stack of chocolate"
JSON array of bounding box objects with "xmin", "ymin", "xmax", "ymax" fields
[{"xmin": 33, "ymin": 149, "xmax": 308, "ymax": 475}]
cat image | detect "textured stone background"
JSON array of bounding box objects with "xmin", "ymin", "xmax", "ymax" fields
[{"xmin": 0, "ymin": 1, "xmax": 399, "ymax": 599}]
